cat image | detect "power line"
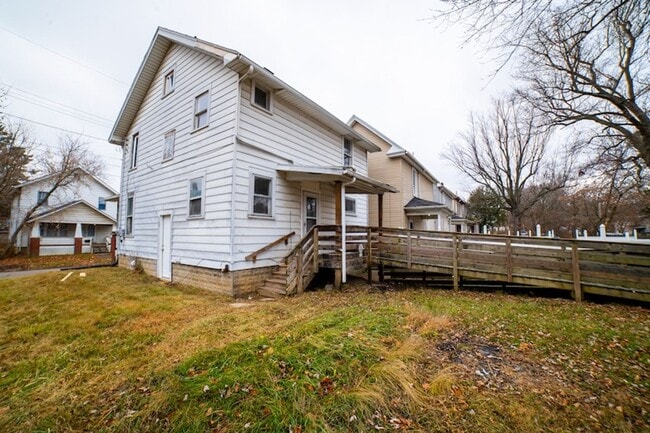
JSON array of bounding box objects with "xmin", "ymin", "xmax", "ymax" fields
[
  {"xmin": 3, "ymin": 112, "xmax": 111, "ymax": 142},
  {"xmin": 9, "ymin": 93, "xmax": 113, "ymax": 128},
  {"xmin": 0, "ymin": 25, "xmax": 129, "ymax": 86},
  {"xmin": 0, "ymin": 81, "xmax": 114, "ymax": 123}
]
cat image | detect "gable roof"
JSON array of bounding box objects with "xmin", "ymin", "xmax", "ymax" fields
[
  {"xmin": 110, "ymin": 27, "xmax": 380, "ymax": 152},
  {"xmin": 348, "ymin": 115, "xmax": 438, "ymax": 184},
  {"xmin": 27, "ymin": 199, "xmax": 117, "ymax": 224},
  {"xmin": 15, "ymin": 167, "xmax": 117, "ymax": 195}
]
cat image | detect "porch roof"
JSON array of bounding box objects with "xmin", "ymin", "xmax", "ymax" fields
[
  {"xmin": 404, "ymin": 197, "xmax": 453, "ymax": 216},
  {"xmin": 276, "ymin": 165, "xmax": 398, "ymax": 194}
]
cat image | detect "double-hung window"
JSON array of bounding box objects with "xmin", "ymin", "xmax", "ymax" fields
[
  {"xmin": 194, "ymin": 91, "xmax": 209, "ymax": 130},
  {"xmin": 251, "ymin": 175, "xmax": 272, "ymax": 217},
  {"xmin": 130, "ymin": 133, "xmax": 139, "ymax": 169},
  {"xmin": 412, "ymin": 167, "xmax": 419, "ymax": 196},
  {"xmin": 98, "ymin": 197, "xmax": 106, "ymax": 211},
  {"xmin": 126, "ymin": 193, "xmax": 134, "ymax": 235},
  {"xmin": 343, "ymin": 138, "xmax": 353, "ymax": 166},
  {"xmin": 163, "ymin": 130, "xmax": 175, "ymax": 161},
  {"xmin": 188, "ymin": 177, "xmax": 204, "ymax": 218}
]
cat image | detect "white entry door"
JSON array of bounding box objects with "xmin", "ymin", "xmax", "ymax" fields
[
  {"xmin": 304, "ymin": 194, "xmax": 318, "ymax": 234},
  {"xmin": 158, "ymin": 214, "xmax": 172, "ymax": 280}
]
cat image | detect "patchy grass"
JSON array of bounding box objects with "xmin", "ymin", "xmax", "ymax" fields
[
  {"xmin": 0, "ymin": 269, "xmax": 647, "ymax": 432},
  {"xmin": 0, "ymin": 253, "xmax": 113, "ymax": 271}
]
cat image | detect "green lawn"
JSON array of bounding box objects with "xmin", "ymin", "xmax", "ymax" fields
[{"xmin": 0, "ymin": 268, "xmax": 647, "ymax": 432}]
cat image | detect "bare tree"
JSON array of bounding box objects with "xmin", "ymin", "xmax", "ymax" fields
[
  {"xmin": 435, "ymin": 0, "xmax": 650, "ymax": 167},
  {"xmin": 445, "ymin": 94, "xmax": 572, "ymax": 231},
  {"xmin": 3, "ymin": 135, "xmax": 103, "ymax": 257}
]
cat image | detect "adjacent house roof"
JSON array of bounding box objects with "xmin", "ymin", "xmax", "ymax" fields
[
  {"xmin": 348, "ymin": 115, "xmax": 438, "ymax": 184},
  {"xmin": 404, "ymin": 197, "xmax": 444, "ymax": 208},
  {"xmin": 14, "ymin": 167, "xmax": 117, "ymax": 196},
  {"xmin": 110, "ymin": 27, "xmax": 380, "ymax": 152},
  {"xmin": 403, "ymin": 196, "xmax": 453, "ymax": 216},
  {"xmin": 27, "ymin": 200, "xmax": 117, "ymax": 224}
]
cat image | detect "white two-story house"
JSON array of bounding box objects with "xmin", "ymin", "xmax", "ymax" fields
[
  {"xmin": 10, "ymin": 169, "xmax": 117, "ymax": 256},
  {"xmin": 109, "ymin": 28, "xmax": 395, "ymax": 296}
]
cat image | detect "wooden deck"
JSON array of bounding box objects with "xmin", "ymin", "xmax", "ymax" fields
[{"xmin": 276, "ymin": 225, "xmax": 650, "ymax": 302}]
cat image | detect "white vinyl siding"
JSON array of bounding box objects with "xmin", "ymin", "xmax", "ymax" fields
[{"xmin": 118, "ymin": 44, "xmax": 238, "ymax": 268}]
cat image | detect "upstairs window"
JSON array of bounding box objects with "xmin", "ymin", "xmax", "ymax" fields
[
  {"xmin": 194, "ymin": 91, "xmax": 209, "ymax": 130},
  {"xmin": 345, "ymin": 197, "xmax": 356, "ymax": 215},
  {"xmin": 412, "ymin": 167, "xmax": 419, "ymax": 196},
  {"xmin": 98, "ymin": 197, "xmax": 106, "ymax": 211},
  {"xmin": 130, "ymin": 133, "xmax": 139, "ymax": 169},
  {"xmin": 251, "ymin": 175, "xmax": 272, "ymax": 217},
  {"xmin": 164, "ymin": 70, "xmax": 175, "ymax": 95},
  {"xmin": 162, "ymin": 130, "xmax": 175, "ymax": 161},
  {"xmin": 188, "ymin": 177, "xmax": 204, "ymax": 218},
  {"xmin": 252, "ymin": 82, "xmax": 272, "ymax": 112},
  {"xmin": 343, "ymin": 138, "xmax": 353, "ymax": 166},
  {"xmin": 126, "ymin": 193, "xmax": 134, "ymax": 235},
  {"xmin": 37, "ymin": 191, "xmax": 48, "ymax": 206}
]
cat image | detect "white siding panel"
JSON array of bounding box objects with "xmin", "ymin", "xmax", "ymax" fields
[{"xmin": 118, "ymin": 44, "xmax": 238, "ymax": 267}]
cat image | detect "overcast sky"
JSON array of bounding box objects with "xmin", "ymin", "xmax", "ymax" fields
[{"xmin": 0, "ymin": 0, "xmax": 511, "ymax": 195}]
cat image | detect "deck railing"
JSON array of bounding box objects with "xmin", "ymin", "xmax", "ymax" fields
[{"xmin": 294, "ymin": 225, "xmax": 650, "ymax": 302}]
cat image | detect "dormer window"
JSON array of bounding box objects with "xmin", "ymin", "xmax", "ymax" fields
[
  {"xmin": 252, "ymin": 82, "xmax": 272, "ymax": 112},
  {"xmin": 343, "ymin": 138, "xmax": 353, "ymax": 166},
  {"xmin": 164, "ymin": 70, "xmax": 175, "ymax": 95}
]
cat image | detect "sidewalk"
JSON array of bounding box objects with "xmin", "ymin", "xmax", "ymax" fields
[{"xmin": 0, "ymin": 269, "xmax": 61, "ymax": 279}]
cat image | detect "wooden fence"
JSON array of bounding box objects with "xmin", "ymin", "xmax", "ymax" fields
[{"xmin": 302, "ymin": 226, "xmax": 650, "ymax": 302}]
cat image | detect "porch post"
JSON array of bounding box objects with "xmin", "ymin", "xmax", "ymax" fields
[
  {"xmin": 334, "ymin": 181, "xmax": 342, "ymax": 290},
  {"xmin": 74, "ymin": 223, "xmax": 83, "ymax": 254},
  {"xmin": 29, "ymin": 223, "xmax": 40, "ymax": 257},
  {"xmin": 378, "ymin": 193, "xmax": 384, "ymax": 283},
  {"xmin": 110, "ymin": 231, "xmax": 117, "ymax": 262}
]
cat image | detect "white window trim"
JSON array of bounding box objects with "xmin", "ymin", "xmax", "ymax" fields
[
  {"xmin": 163, "ymin": 69, "xmax": 175, "ymax": 97},
  {"xmin": 192, "ymin": 90, "xmax": 210, "ymax": 132},
  {"xmin": 248, "ymin": 171, "xmax": 274, "ymax": 218},
  {"xmin": 162, "ymin": 129, "xmax": 176, "ymax": 162},
  {"xmin": 130, "ymin": 133, "xmax": 139, "ymax": 170},
  {"xmin": 187, "ymin": 176, "xmax": 205, "ymax": 219},
  {"xmin": 250, "ymin": 81, "xmax": 273, "ymax": 114},
  {"xmin": 345, "ymin": 196, "xmax": 356, "ymax": 216},
  {"xmin": 343, "ymin": 138, "xmax": 353, "ymax": 167},
  {"xmin": 125, "ymin": 192, "xmax": 134, "ymax": 236}
]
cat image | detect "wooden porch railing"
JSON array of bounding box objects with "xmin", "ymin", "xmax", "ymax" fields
[
  {"xmin": 266, "ymin": 225, "xmax": 650, "ymax": 302},
  {"xmin": 245, "ymin": 231, "xmax": 296, "ymax": 263}
]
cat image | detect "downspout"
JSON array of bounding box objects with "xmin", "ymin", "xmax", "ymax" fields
[
  {"xmin": 341, "ymin": 171, "xmax": 356, "ymax": 284},
  {"xmin": 228, "ymin": 64, "xmax": 255, "ymax": 273}
]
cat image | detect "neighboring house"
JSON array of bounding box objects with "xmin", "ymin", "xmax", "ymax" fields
[
  {"xmin": 349, "ymin": 116, "xmax": 475, "ymax": 232},
  {"xmin": 9, "ymin": 168, "xmax": 118, "ymax": 256},
  {"xmin": 108, "ymin": 27, "xmax": 396, "ymax": 296}
]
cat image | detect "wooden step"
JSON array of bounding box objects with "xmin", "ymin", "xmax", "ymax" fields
[{"xmin": 258, "ymin": 284, "xmax": 286, "ymax": 298}]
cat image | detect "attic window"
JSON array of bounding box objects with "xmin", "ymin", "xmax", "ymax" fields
[
  {"xmin": 164, "ymin": 70, "xmax": 175, "ymax": 95},
  {"xmin": 37, "ymin": 191, "xmax": 48, "ymax": 206},
  {"xmin": 98, "ymin": 197, "xmax": 106, "ymax": 211},
  {"xmin": 252, "ymin": 82, "xmax": 272, "ymax": 112}
]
